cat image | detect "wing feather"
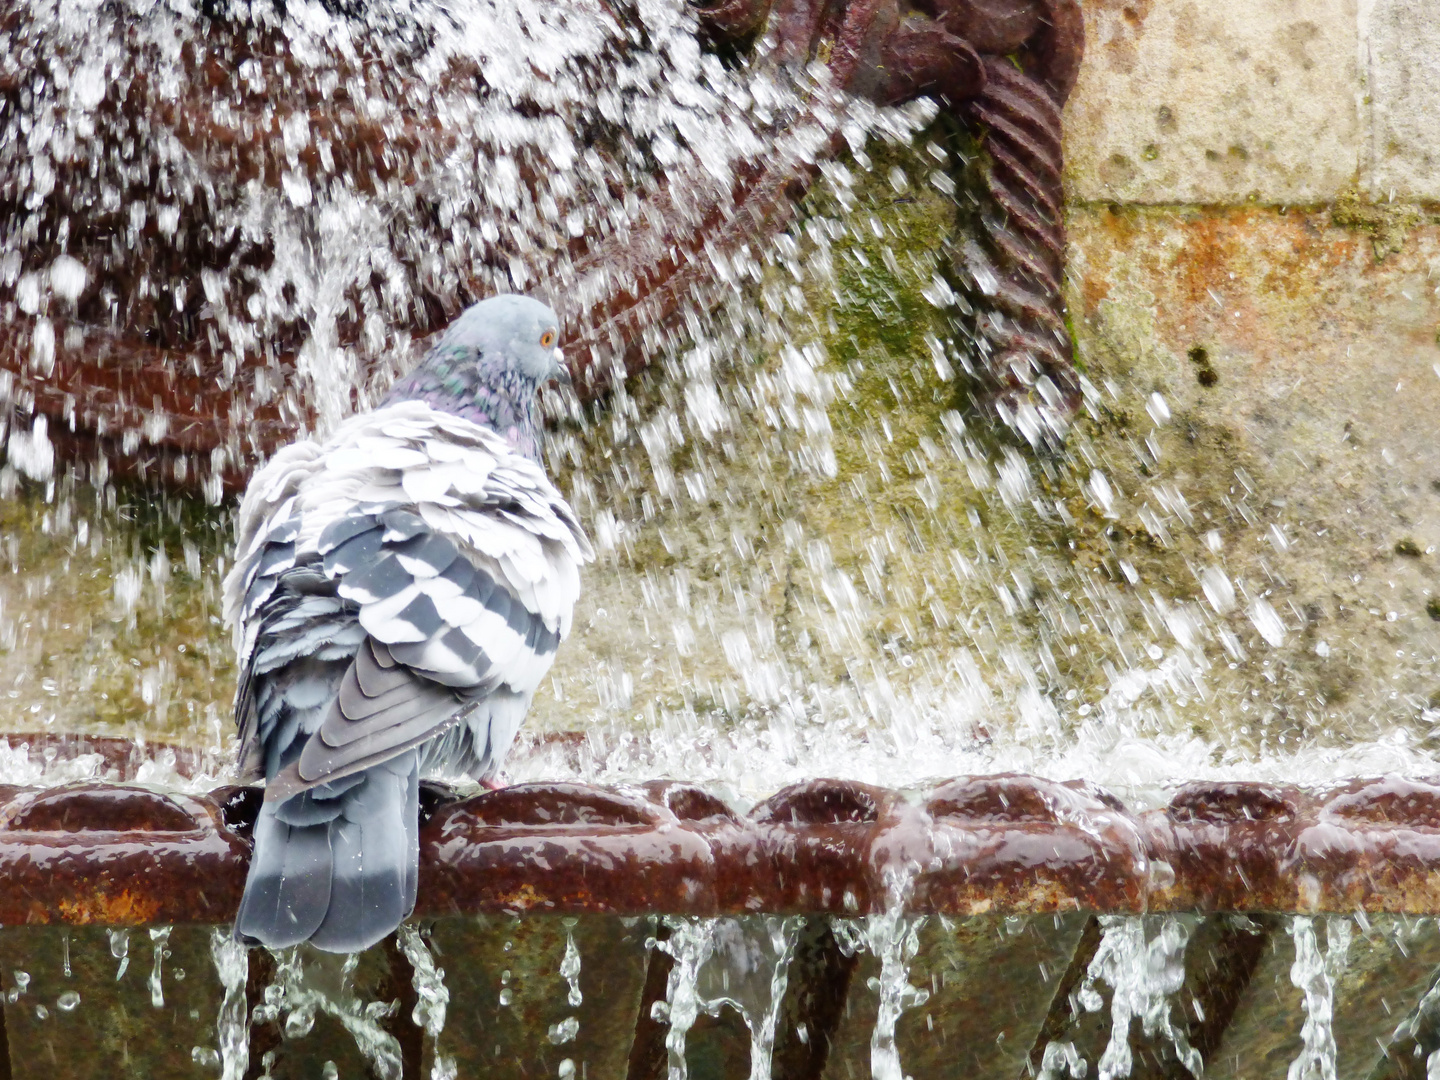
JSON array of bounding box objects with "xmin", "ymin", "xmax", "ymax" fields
[{"xmin": 231, "ymin": 400, "xmax": 591, "ymax": 795}]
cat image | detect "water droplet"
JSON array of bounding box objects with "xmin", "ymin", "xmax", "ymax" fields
[
  {"xmin": 56, "ymin": 991, "xmax": 80, "ymax": 1012},
  {"xmin": 560, "ymin": 925, "xmax": 583, "ymax": 1008},
  {"xmin": 548, "ymin": 1016, "xmax": 580, "ymax": 1044},
  {"xmin": 285, "ymin": 1008, "xmax": 316, "ymax": 1038}
]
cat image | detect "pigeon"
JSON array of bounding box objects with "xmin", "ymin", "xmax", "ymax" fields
[{"xmin": 223, "ymin": 293, "xmax": 593, "ymax": 953}]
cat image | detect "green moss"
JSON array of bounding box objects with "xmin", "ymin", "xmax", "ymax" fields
[
  {"xmin": 0, "ymin": 478, "xmax": 234, "ymax": 745},
  {"xmin": 1331, "ymin": 190, "xmax": 1424, "ymax": 261}
]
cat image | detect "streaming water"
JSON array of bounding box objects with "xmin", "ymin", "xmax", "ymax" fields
[
  {"xmin": 829, "ymin": 870, "xmax": 929, "ymax": 1080},
  {"xmin": 1286, "ymin": 916, "xmax": 1352, "ymax": 1080},
  {"xmin": 654, "ymin": 915, "xmax": 804, "ymax": 1080},
  {"xmin": 560, "ymin": 920, "xmax": 583, "ymax": 1009},
  {"xmin": 209, "ymin": 928, "xmax": 252, "ymax": 1080},
  {"xmin": 653, "ymin": 917, "xmax": 716, "ymax": 1080},
  {"xmin": 252, "ymin": 946, "xmax": 405, "ymax": 1079},
  {"xmin": 1085, "ymin": 916, "xmax": 1203, "ymax": 1080},
  {"xmin": 397, "ymin": 923, "xmax": 457, "ymax": 1080},
  {"xmin": 106, "ymin": 928, "xmax": 130, "ymax": 981},
  {"xmin": 0, "ymin": 0, "xmax": 1435, "ymax": 803},
  {"xmin": 148, "ymin": 924, "xmax": 172, "ymax": 1007}
]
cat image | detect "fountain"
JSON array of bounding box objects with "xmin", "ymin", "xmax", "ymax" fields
[{"xmin": 1, "ymin": 0, "xmax": 1440, "ymax": 1074}]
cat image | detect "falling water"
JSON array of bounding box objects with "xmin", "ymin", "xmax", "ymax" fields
[
  {"xmin": 106, "ymin": 928, "xmax": 129, "ymax": 980},
  {"xmin": 0, "ymin": 0, "xmax": 1437, "ymax": 1073},
  {"xmin": 1287, "ymin": 916, "xmax": 1352, "ymax": 1080},
  {"xmin": 252, "ymin": 946, "xmax": 405, "ymax": 1080},
  {"xmin": 1083, "ymin": 916, "xmax": 1204, "ymax": 1080},
  {"xmin": 397, "ymin": 923, "xmax": 457, "ymax": 1080},
  {"xmin": 148, "ymin": 924, "xmax": 172, "ymax": 1007},
  {"xmin": 829, "ymin": 870, "xmax": 929, "ymax": 1080},
  {"xmin": 654, "ymin": 917, "xmax": 716, "ymax": 1080},
  {"xmin": 560, "ymin": 920, "xmax": 583, "ymax": 1009},
  {"xmin": 209, "ymin": 928, "xmax": 251, "ymax": 1080},
  {"xmin": 655, "ymin": 915, "xmax": 805, "ymax": 1080},
  {"xmin": 0, "ymin": 0, "xmax": 1432, "ymax": 803}
]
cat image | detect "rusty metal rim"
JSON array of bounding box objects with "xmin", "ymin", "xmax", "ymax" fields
[{"xmin": 0, "ymin": 762, "xmax": 1437, "ymax": 925}]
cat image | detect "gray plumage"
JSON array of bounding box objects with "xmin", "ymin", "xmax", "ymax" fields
[{"xmin": 225, "ymin": 294, "xmax": 592, "ymax": 953}]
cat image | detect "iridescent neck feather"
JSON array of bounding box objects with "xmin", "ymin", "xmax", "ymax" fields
[{"xmin": 383, "ymin": 342, "xmax": 543, "ymax": 461}]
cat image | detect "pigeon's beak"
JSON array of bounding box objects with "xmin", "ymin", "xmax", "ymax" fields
[{"xmin": 551, "ymin": 348, "xmax": 573, "ymax": 388}]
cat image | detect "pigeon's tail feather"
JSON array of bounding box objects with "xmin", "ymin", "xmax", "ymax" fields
[
  {"xmin": 311, "ymin": 754, "xmax": 420, "ymax": 953},
  {"xmin": 236, "ymin": 752, "xmax": 420, "ymax": 953},
  {"xmin": 233, "ymin": 806, "xmax": 333, "ymax": 948}
]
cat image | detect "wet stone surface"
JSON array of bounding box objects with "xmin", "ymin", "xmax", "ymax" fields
[
  {"xmin": 1205, "ymin": 915, "xmax": 1440, "ymax": 1080},
  {"xmin": 421, "ymin": 913, "xmax": 650, "ymax": 1080},
  {"xmin": 3, "ymin": 773, "xmax": 1440, "ymax": 927},
  {"xmin": 0, "ymin": 772, "xmax": 1439, "ymax": 1075},
  {"xmin": 822, "ymin": 913, "xmax": 1089, "ymax": 1080},
  {"xmin": 0, "ymin": 910, "xmax": 1435, "ymax": 1078},
  {"xmin": 0, "ymin": 924, "xmax": 224, "ymax": 1080}
]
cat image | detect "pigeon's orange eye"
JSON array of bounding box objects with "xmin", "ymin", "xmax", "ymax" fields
[{"xmin": 540, "ymin": 330, "xmax": 556, "ymax": 347}]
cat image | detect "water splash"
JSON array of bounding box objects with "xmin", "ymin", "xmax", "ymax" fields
[
  {"xmin": 560, "ymin": 919, "xmax": 583, "ymax": 1009},
  {"xmin": 107, "ymin": 927, "xmax": 129, "ymax": 981},
  {"xmin": 397, "ymin": 924, "xmax": 457, "ymax": 1080},
  {"xmin": 0, "ymin": 0, "xmax": 1430, "ymax": 814},
  {"xmin": 1086, "ymin": 916, "xmax": 1203, "ymax": 1080},
  {"xmin": 253, "ymin": 947, "xmax": 404, "ymax": 1080},
  {"xmin": 544, "ymin": 918, "xmax": 585, "ymax": 1076},
  {"xmin": 654, "ymin": 914, "xmax": 803, "ymax": 1080},
  {"xmin": 1287, "ymin": 915, "xmax": 1353, "ymax": 1080},
  {"xmin": 832, "ymin": 871, "xmax": 929, "ymax": 1080},
  {"xmin": 653, "ymin": 917, "xmax": 718, "ymax": 1080},
  {"xmin": 209, "ymin": 928, "xmax": 251, "ymax": 1080},
  {"xmin": 1036, "ymin": 1040, "xmax": 1089, "ymax": 1080}
]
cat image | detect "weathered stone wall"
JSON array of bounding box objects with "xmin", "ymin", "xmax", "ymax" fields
[
  {"xmin": 1054, "ymin": 0, "xmax": 1440, "ymax": 752},
  {"xmin": 1065, "ymin": 0, "xmax": 1438, "ymax": 204}
]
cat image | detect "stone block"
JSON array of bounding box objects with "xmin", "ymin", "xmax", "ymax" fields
[
  {"xmin": 1363, "ymin": 0, "xmax": 1440, "ymax": 202},
  {"xmin": 0, "ymin": 924, "xmax": 226, "ymax": 1080},
  {"xmin": 1066, "ymin": 205, "xmax": 1440, "ymax": 745},
  {"xmin": 1064, "ymin": 0, "xmax": 1362, "ymax": 204},
  {"xmin": 820, "ymin": 912, "xmax": 1089, "ymax": 1080},
  {"xmin": 1206, "ymin": 915, "xmax": 1440, "ymax": 1080},
  {"xmin": 422, "ymin": 913, "xmax": 650, "ymax": 1079}
]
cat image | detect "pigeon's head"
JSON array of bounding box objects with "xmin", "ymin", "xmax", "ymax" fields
[
  {"xmin": 439, "ymin": 294, "xmax": 568, "ymax": 388},
  {"xmin": 384, "ymin": 293, "xmax": 570, "ymax": 460}
]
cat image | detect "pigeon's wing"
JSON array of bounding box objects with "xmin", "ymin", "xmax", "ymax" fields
[
  {"xmin": 225, "ymin": 443, "xmax": 339, "ymax": 783},
  {"xmin": 246, "ymin": 402, "xmax": 591, "ymax": 799}
]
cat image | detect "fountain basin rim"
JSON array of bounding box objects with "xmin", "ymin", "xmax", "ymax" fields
[{"xmin": 0, "ymin": 767, "xmax": 1436, "ymax": 924}]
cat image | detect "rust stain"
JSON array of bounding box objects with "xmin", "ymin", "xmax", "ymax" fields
[{"xmin": 55, "ymin": 889, "xmax": 163, "ymax": 926}]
